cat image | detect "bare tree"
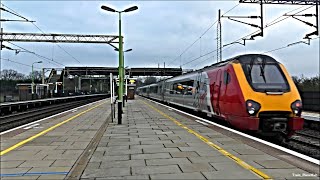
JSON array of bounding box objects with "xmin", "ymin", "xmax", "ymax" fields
[
  {"xmin": 27, "ymin": 70, "xmax": 42, "ymax": 82},
  {"xmin": 1, "ymin": 69, "xmax": 26, "ymax": 80}
]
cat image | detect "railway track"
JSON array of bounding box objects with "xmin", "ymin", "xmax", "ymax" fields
[
  {"xmin": 295, "ymin": 130, "xmax": 320, "ymax": 140},
  {"xmin": 0, "ymin": 96, "xmax": 106, "ymax": 132},
  {"xmin": 283, "ymin": 129, "xmax": 320, "ymax": 159}
]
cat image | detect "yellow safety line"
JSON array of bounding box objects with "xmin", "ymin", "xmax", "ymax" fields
[
  {"xmin": 0, "ymin": 101, "xmax": 106, "ymax": 156},
  {"xmin": 142, "ymin": 100, "xmax": 272, "ymax": 180}
]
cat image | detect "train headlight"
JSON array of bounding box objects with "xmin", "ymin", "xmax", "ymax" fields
[
  {"xmin": 291, "ymin": 100, "xmax": 302, "ymax": 116},
  {"xmin": 246, "ymin": 100, "xmax": 261, "ymax": 116}
]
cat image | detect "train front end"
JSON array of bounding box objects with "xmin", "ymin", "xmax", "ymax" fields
[{"xmin": 234, "ymin": 54, "xmax": 304, "ymax": 136}]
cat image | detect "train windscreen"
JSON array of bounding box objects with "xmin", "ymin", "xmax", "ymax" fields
[{"xmin": 239, "ymin": 55, "xmax": 290, "ymax": 92}]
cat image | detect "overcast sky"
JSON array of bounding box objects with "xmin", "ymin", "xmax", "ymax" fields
[{"xmin": 0, "ymin": 1, "xmax": 319, "ymax": 77}]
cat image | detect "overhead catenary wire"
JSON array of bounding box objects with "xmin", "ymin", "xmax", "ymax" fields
[
  {"xmin": 7, "ymin": 42, "xmax": 66, "ymax": 67},
  {"xmin": 193, "ymin": 54, "xmax": 215, "ymax": 69},
  {"xmin": 31, "ymin": 22, "xmax": 81, "ymax": 64},
  {"xmin": 167, "ymin": 3, "xmax": 240, "ymax": 67},
  {"xmin": 0, "ymin": 5, "xmax": 30, "ymax": 21},
  {"xmin": 263, "ymin": 36, "xmax": 319, "ymax": 54},
  {"xmin": 1, "ymin": 3, "xmax": 29, "ymax": 20},
  {"xmin": 222, "ymin": 3, "xmax": 240, "ymax": 16},
  {"xmin": 183, "ymin": 44, "xmax": 235, "ymax": 67},
  {"xmin": 1, "ymin": 58, "xmax": 42, "ymax": 69},
  {"xmin": 231, "ymin": 5, "xmax": 315, "ymax": 44},
  {"xmin": 176, "ymin": 5, "xmax": 314, "ymax": 69},
  {"xmin": 1, "ymin": 3, "xmax": 81, "ymax": 64},
  {"xmin": 264, "ymin": 5, "xmax": 306, "ymax": 27},
  {"xmin": 182, "ymin": 5, "xmax": 316, "ymax": 68}
]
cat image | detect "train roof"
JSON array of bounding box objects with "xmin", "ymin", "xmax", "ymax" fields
[
  {"xmin": 202, "ymin": 54, "xmax": 278, "ymax": 69},
  {"xmin": 174, "ymin": 54, "xmax": 278, "ymax": 78},
  {"xmin": 137, "ymin": 54, "xmax": 278, "ymax": 88}
]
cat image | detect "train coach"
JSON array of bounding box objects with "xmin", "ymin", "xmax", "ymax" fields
[{"xmin": 137, "ymin": 54, "xmax": 304, "ymax": 137}]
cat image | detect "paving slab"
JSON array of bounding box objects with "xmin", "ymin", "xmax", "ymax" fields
[
  {"xmin": 202, "ymin": 170, "xmax": 262, "ymax": 179},
  {"xmin": 51, "ymin": 159, "xmax": 77, "ymax": 167},
  {"xmin": 90, "ymin": 155, "xmax": 130, "ymax": 162},
  {"xmin": 179, "ymin": 163, "xmax": 217, "ymax": 172},
  {"xmin": 94, "ymin": 175, "xmax": 149, "ymax": 180},
  {"xmin": 18, "ymin": 160, "xmax": 54, "ymax": 168},
  {"xmin": 131, "ymin": 153, "xmax": 171, "ymax": 160},
  {"xmin": 170, "ymin": 151, "xmax": 200, "ymax": 157},
  {"xmin": 254, "ymin": 160, "xmax": 296, "ymax": 169},
  {"xmin": 100, "ymin": 160, "xmax": 146, "ymax": 168},
  {"xmin": 82, "ymin": 167, "xmax": 131, "ymax": 178},
  {"xmin": 146, "ymin": 157, "xmax": 192, "ymax": 166},
  {"xmin": 0, "ymin": 161, "xmax": 24, "ymax": 169},
  {"xmin": 132, "ymin": 165, "xmax": 182, "ymax": 175},
  {"xmin": 150, "ymin": 172, "xmax": 206, "ymax": 179}
]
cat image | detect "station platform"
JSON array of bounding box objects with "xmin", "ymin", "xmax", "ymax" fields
[
  {"xmin": 0, "ymin": 97, "xmax": 319, "ymax": 179},
  {"xmin": 0, "ymin": 99, "xmax": 110, "ymax": 179}
]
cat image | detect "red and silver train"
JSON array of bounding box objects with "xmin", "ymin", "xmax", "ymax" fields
[{"xmin": 137, "ymin": 54, "xmax": 304, "ymax": 137}]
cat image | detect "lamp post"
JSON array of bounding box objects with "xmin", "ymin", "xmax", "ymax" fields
[
  {"xmin": 31, "ymin": 61, "xmax": 43, "ymax": 99},
  {"xmin": 115, "ymin": 48, "xmax": 132, "ymax": 107},
  {"xmin": 101, "ymin": 5, "xmax": 138, "ymax": 124}
]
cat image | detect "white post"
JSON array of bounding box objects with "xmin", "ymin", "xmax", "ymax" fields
[
  {"xmin": 112, "ymin": 77, "xmax": 115, "ymax": 105},
  {"xmin": 125, "ymin": 76, "xmax": 128, "ymax": 96},
  {"xmin": 110, "ymin": 73, "xmax": 113, "ymax": 104},
  {"xmin": 55, "ymin": 82, "xmax": 58, "ymax": 94},
  {"xmin": 110, "ymin": 73, "xmax": 113, "ymax": 122}
]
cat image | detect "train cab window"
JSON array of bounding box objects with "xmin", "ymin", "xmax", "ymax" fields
[
  {"xmin": 223, "ymin": 71, "xmax": 231, "ymax": 84},
  {"xmin": 240, "ymin": 55, "xmax": 290, "ymax": 92}
]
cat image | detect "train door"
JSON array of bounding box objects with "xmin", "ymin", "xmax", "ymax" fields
[
  {"xmin": 193, "ymin": 71, "xmax": 202, "ymax": 110},
  {"xmin": 160, "ymin": 81, "xmax": 164, "ymax": 101},
  {"xmin": 214, "ymin": 70, "xmax": 222, "ymax": 115}
]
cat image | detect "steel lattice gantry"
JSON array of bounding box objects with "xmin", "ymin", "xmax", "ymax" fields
[
  {"xmin": 63, "ymin": 67, "xmax": 184, "ymax": 77},
  {"xmin": 0, "ymin": 32, "xmax": 120, "ymax": 44},
  {"xmin": 239, "ymin": 0, "xmax": 319, "ymax": 5}
]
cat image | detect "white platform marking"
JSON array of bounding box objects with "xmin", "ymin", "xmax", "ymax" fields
[
  {"xmin": 195, "ymin": 120, "xmax": 209, "ymax": 126},
  {"xmin": 23, "ymin": 123, "xmax": 40, "ymax": 130}
]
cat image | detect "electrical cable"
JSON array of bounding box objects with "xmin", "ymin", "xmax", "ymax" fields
[
  {"xmin": 231, "ymin": 5, "xmax": 315, "ymax": 43},
  {"xmin": 1, "ymin": 3, "xmax": 81, "ymax": 64},
  {"xmin": 263, "ymin": 36, "xmax": 319, "ymax": 54},
  {"xmin": 1, "ymin": 58, "xmax": 42, "ymax": 69},
  {"xmin": 31, "ymin": 22, "xmax": 81, "ymax": 64},
  {"xmin": 167, "ymin": 3, "xmax": 241, "ymax": 67},
  {"xmin": 7, "ymin": 42, "xmax": 66, "ymax": 67}
]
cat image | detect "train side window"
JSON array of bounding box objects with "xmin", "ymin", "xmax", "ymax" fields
[
  {"xmin": 224, "ymin": 71, "xmax": 231, "ymax": 84},
  {"xmin": 170, "ymin": 84, "xmax": 174, "ymax": 94}
]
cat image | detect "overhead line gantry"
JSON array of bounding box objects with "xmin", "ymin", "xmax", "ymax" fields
[{"xmin": 0, "ymin": 32, "xmax": 120, "ymax": 44}]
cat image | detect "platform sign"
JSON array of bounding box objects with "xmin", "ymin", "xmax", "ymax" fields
[
  {"xmin": 115, "ymin": 78, "xmax": 137, "ymax": 86},
  {"xmin": 128, "ymin": 79, "xmax": 136, "ymax": 84},
  {"xmin": 115, "ymin": 78, "xmax": 119, "ymax": 86}
]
